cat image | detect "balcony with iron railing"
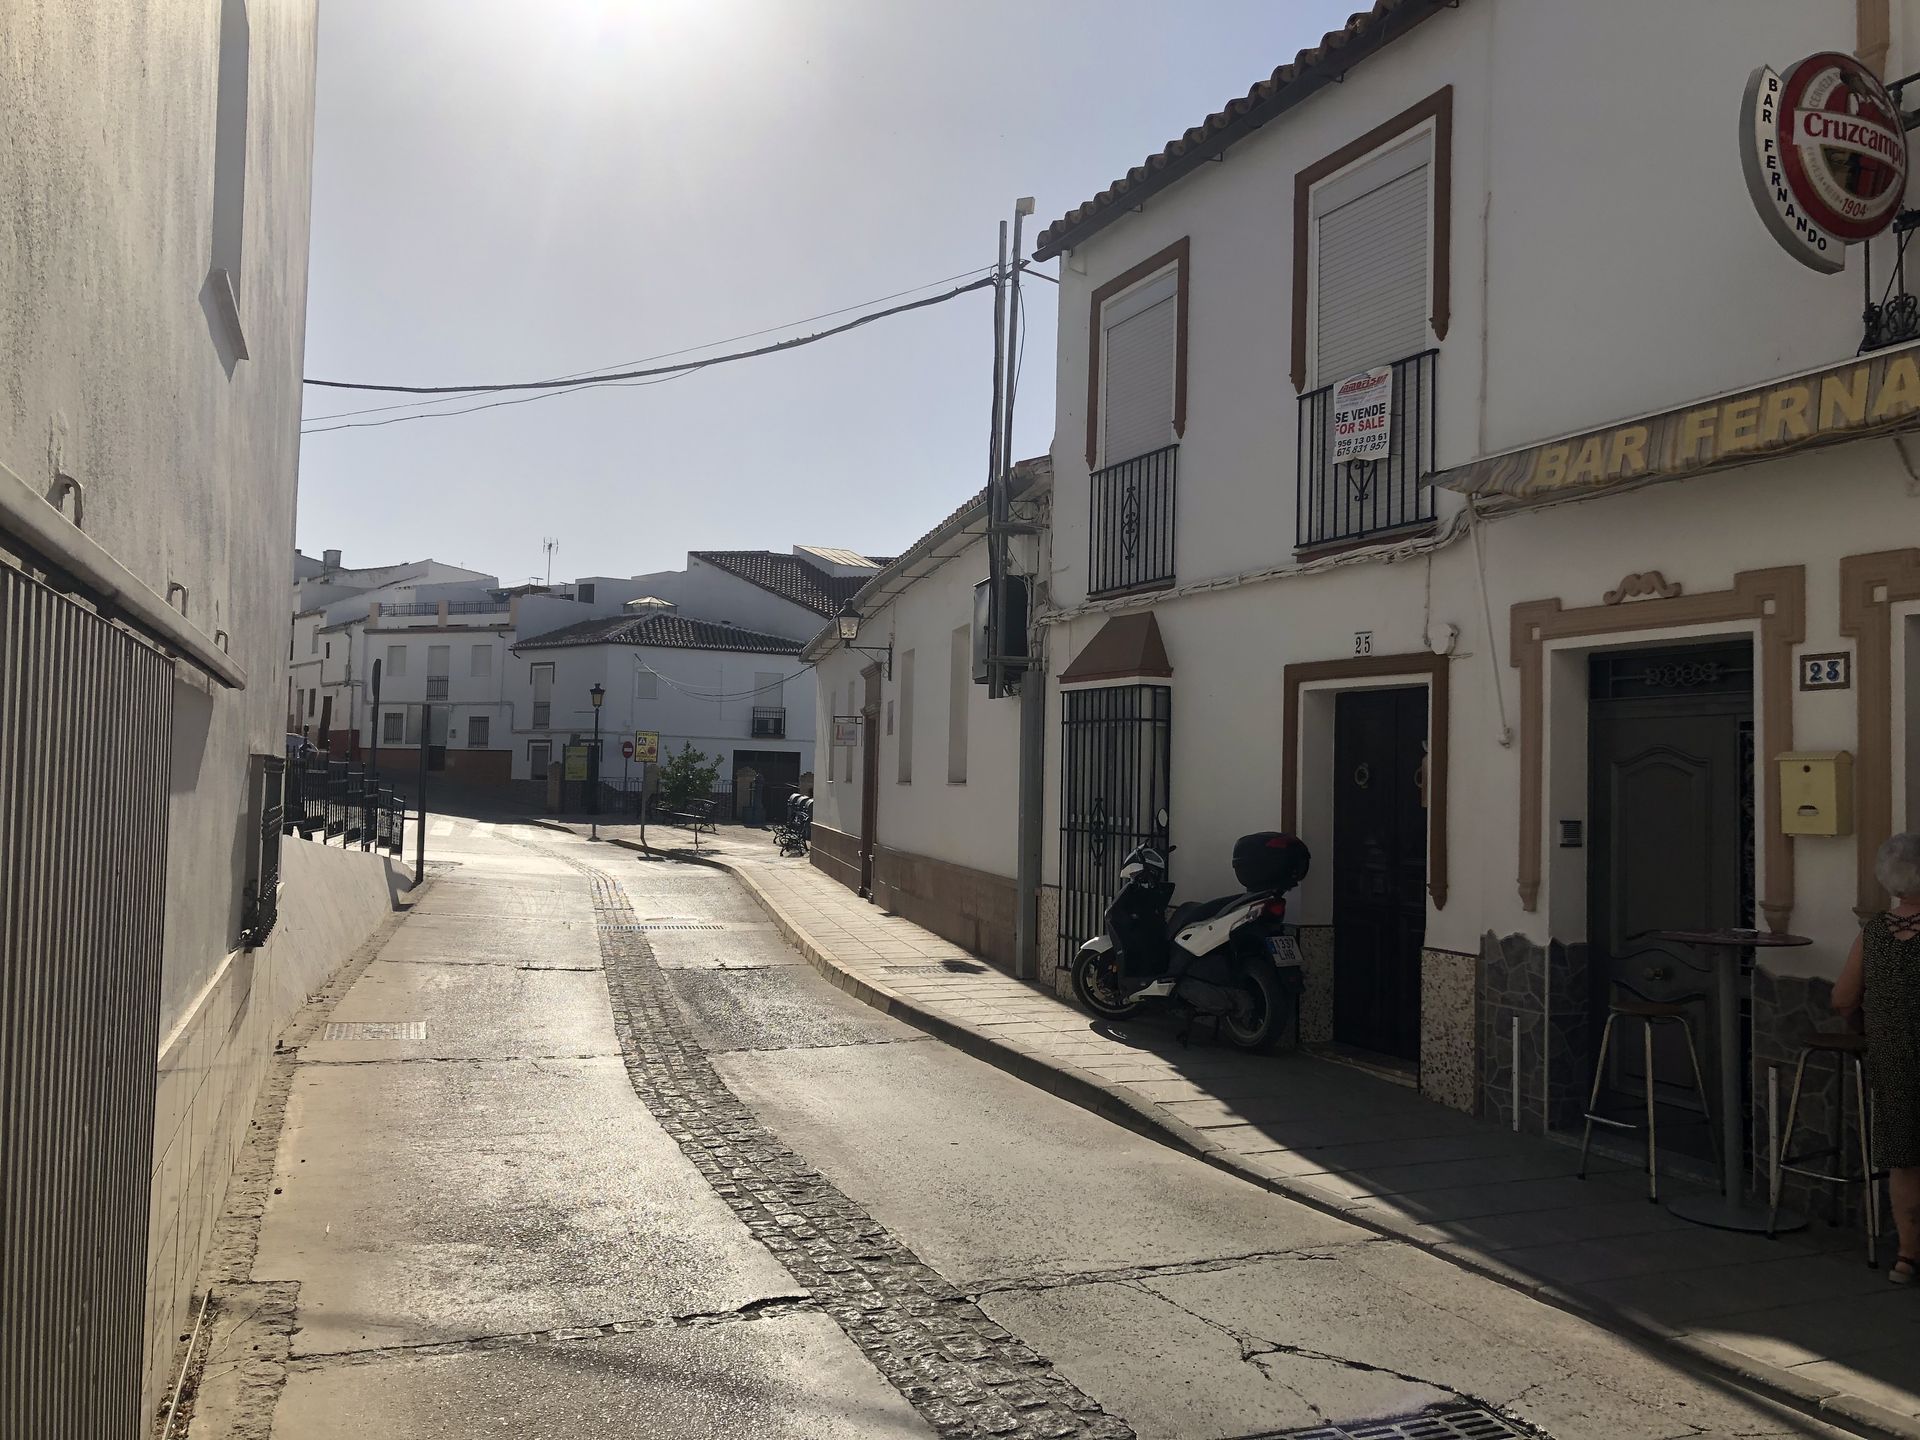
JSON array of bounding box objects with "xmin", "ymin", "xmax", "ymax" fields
[
  {"xmin": 751, "ymin": 706, "xmax": 786, "ymax": 739},
  {"xmin": 531, "ymin": 701, "xmax": 551, "ymax": 728},
  {"xmin": 1087, "ymin": 443, "xmax": 1177, "ymax": 599},
  {"xmin": 1296, "ymin": 348, "xmax": 1437, "ymax": 552},
  {"xmin": 426, "ymin": 676, "xmax": 449, "ymax": 701}
]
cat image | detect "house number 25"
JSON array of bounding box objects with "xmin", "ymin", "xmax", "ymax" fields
[{"xmin": 1353, "ymin": 631, "xmax": 1374, "ymax": 656}]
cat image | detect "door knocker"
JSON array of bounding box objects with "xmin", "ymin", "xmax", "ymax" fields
[{"xmin": 1353, "ymin": 761, "xmax": 1372, "ymax": 790}]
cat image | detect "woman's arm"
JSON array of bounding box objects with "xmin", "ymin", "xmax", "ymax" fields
[{"xmin": 1832, "ymin": 933, "xmax": 1865, "ymax": 1013}]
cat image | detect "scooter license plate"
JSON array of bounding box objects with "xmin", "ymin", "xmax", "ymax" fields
[{"xmin": 1266, "ymin": 936, "xmax": 1304, "ymax": 968}]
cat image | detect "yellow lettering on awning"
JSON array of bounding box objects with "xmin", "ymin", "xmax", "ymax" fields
[
  {"xmin": 1679, "ymin": 407, "xmax": 1719, "ymax": 461},
  {"xmin": 1607, "ymin": 425, "xmax": 1649, "ymax": 477},
  {"xmin": 1718, "ymin": 394, "xmax": 1763, "ymax": 454},
  {"xmin": 1533, "ymin": 444, "xmax": 1570, "ymax": 489},
  {"xmin": 1566, "ymin": 435, "xmax": 1607, "ymax": 486},
  {"xmin": 1873, "ymin": 354, "xmax": 1920, "ymax": 421},
  {"xmin": 1760, "ymin": 383, "xmax": 1811, "ymax": 444},
  {"xmin": 1821, "ymin": 366, "xmax": 1870, "ymax": 428}
]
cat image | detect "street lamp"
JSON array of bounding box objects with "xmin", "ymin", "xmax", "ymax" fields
[
  {"xmin": 834, "ymin": 602, "xmax": 892, "ymax": 679},
  {"xmin": 589, "ymin": 682, "xmax": 605, "ymax": 839}
]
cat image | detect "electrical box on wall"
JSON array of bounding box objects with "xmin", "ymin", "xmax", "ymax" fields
[{"xmin": 1777, "ymin": 751, "xmax": 1853, "ymax": 836}]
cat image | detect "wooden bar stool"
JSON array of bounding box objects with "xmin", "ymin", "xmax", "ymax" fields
[
  {"xmin": 1579, "ymin": 989, "xmax": 1716, "ymax": 1203},
  {"xmin": 1768, "ymin": 1031, "xmax": 1883, "ymax": 1265}
]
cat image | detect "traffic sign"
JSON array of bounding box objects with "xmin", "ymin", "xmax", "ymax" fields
[
  {"xmin": 621, "ymin": 739, "xmax": 635, "ymax": 760},
  {"xmin": 633, "ymin": 731, "xmax": 659, "ymax": 764}
]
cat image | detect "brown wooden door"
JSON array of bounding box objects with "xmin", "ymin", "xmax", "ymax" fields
[
  {"xmin": 1587, "ymin": 644, "xmax": 1751, "ymax": 1134},
  {"xmin": 858, "ymin": 665, "xmax": 881, "ymax": 898},
  {"xmin": 1332, "ymin": 687, "xmax": 1428, "ymax": 1060}
]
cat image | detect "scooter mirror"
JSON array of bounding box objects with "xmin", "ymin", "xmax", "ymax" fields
[{"xmin": 1155, "ymin": 807, "xmax": 1170, "ymax": 828}]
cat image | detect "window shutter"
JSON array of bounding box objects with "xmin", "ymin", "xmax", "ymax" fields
[
  {"xmin": 1315, "ymin": 163, "xmax": 1429, "ymax": 384},
  {"xmin": 1101, "ymin": 280, "xmax": 1178, "ymax": 466}
]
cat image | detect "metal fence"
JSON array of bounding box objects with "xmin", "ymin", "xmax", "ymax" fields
[
  {"xmin": 1058, "ymin": 684, "xmax": 1172, "ymax": 968},
  {"xmin": 2, "ymin": 558, "xmax": 175, "ymax": 1440},
  {"xmin": 1296, "ymin": 348, "xmax": 1437, "ymax": 549},
  {"xmin": 1087, "ymin": 444, "xmax": 1177, "ymax": 597},
  {"xmin": 285, "ymin": 754, "xmax": 405, "ymax": 856}
]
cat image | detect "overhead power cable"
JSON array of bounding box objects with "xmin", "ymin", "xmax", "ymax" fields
[
  {"xmin": 304, "ymin": 276, "xmax": 996, "ymax": 396},
  {"xmin": 303, "ymin": 260, "xmax": 1004, "ymax": 423}
]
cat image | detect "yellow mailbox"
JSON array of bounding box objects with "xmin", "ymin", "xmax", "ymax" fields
[{"xmin": 1777, "ymin": 751, "xmax": 1853, "ymax": 836}]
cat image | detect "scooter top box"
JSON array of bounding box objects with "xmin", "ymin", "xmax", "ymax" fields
[{"xmin": 1231, "ymin": 832, "xmax": 1311, "ymax": 893}]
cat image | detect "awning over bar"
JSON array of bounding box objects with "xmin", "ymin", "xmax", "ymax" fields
[{"xmin": 1429, "ymin": 340, "xmax": 1920, "ymax": 502}]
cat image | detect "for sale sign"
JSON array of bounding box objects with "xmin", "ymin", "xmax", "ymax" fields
[{"xmin": 1331, "ymin": 366, "xmax": 1393, "ymax": 463}]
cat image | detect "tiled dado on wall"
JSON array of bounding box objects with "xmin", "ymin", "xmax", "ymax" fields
[
  {"xmin": 141, "ymin": 841, "xmax": 399, "ymax": 1418},
  {"xmin": 809, "ymin": 822, "xmax": 860, "ymax": 893},
  {"xmin": 871, "ymin": 845, "xmax": 1018, "ymax": 974}
]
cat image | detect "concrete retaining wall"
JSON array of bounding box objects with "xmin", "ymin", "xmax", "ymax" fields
[{"xmin": 143, "ymin": 837, "xmax": 399, "ymax": 1412}]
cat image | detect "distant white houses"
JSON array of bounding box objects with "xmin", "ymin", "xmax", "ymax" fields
[{"xmin": 291, "ymin": 545, "xmax": 881, "ymax": 800}]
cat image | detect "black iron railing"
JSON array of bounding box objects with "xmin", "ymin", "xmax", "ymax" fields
[
  {"xmin": 1088, "ymin": 444, "xmax": 1177, "ymax": 598},
  {"xmin": 241, "ymin": 755, "xmax": 286, "ymax": 948},
  {"xmin": 426, "ymin": 676, "xmax": 449, "ymax": 700},
  {"xmin": 1296, "ymin": 348, "xmax": 1437, "ymax": 549},
  {"xmin": 284, "ymin": 753, "xmax": 405, "ymax": 856},
  {"xmin": 751, "ymin": 706, "xmax": 786, "ymax": 739},
  {"xmin": 1058, "ymin": 684, "xmax": 1172, "ymax": 969},
  {"xmin": 381, "ymin": 601, "xmax": 438, "ymax": 616},
  {"xmin": 447, "ymin": 600, "xmax": 503, "ymax": 614}
]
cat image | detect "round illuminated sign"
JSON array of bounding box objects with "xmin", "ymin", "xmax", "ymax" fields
[{"xmin": 1741, "ymin": 51, "xmax": 1909, "ymax": 273}]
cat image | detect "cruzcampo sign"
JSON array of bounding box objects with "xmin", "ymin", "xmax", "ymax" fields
[
  {"xmin": 1741, "ymin": 51, "xmax": 1908, "ymax": 273},
  {"xmin": 1434, "ymin": 343, "xmax": 1920, "ymax": 501}
]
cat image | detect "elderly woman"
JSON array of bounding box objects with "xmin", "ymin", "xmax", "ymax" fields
[{"xmin": 1834, "ymin": 832, "xmax": 1920, "ymax": 1283}]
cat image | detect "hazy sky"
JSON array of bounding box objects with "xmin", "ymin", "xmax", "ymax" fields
[{"xmin": 296, "ymin": 1, "xmax": 1359, "ymax": 584}]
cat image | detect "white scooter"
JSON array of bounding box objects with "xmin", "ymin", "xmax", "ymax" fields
[{"xmin": 1069, "ymin": 831, "xmax": 1310, "ymax": 1052}]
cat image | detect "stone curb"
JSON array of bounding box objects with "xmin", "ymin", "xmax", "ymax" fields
[
  {"xmin": 695, "ymin": 849, "xmax": 1919, "ymax": 1440},
  {"xmin": 523, "ymin": 818, "xmax": 1917, "ymax": 1440}
]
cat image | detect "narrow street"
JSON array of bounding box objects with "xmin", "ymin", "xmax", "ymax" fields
[{"xmin": 184, "ymin": 818, "xmax": 1850, "ymax": 1440}]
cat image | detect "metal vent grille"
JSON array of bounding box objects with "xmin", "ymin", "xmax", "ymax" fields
[
  {"xmin": 321, "ymin": 1021, "xmax": 427, "ymax": 1041},
  {"xmin": 1269, "ymin": 1404, "xmax": 1537, "ymax": 1440},
  {"xmin": 608, "ymin": 922, "xmax": 725, "ymax": 932}
]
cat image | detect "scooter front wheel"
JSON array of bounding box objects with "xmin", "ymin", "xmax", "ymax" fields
[
  {"xmin": 1221, "ymin": 964, "xmax": 1286, "ymax": 1052},
  {"xmin": 1071, "ymin": 948, "xmax": 1144, "ymax": 1020}
]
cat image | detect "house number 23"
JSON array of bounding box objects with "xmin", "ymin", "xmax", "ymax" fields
[
  {"xmin": 1353, "ymin": 631, "xmax": 1374, "ymax": 656},
  {"xmin": 1799, "ymin": 652, "xmax": 1850, "ymax": 691}
]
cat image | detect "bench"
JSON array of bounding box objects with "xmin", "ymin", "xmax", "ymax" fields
[{"xmin": 647, "ymin": 796, "xmax": 718, "ymax": 847}]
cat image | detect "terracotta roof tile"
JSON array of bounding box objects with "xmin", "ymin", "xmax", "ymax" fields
[
  {"xmin": 1034, "ymin": 0, "xmax": 1451, "ymax": 259},
  {"xmin": 516, "ymin": 613, "xmax": 801, "ymax": 654}
]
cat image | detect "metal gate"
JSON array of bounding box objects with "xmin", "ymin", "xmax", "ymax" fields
[
  {"xmin": 1058, "ymin": 684, "xmax": 1171, "ymax": 967},
  {"xmin": 1, "ymin": 558, "xmax": 174, "ymax": 1440}
]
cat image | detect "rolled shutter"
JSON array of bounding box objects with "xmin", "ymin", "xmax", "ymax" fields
[
  {"xmin": 1101, "ymin": 280, "xmax": 1178, "ymax": 466},
  {"xmin": 1316, "ymin": 162, "xmax": 1429, "ymax": 384}
]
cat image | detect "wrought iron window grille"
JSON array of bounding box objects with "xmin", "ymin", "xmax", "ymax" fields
[{"xmin": 1087, "ymin": 444, "xmax": 1176, "ymax": 597}]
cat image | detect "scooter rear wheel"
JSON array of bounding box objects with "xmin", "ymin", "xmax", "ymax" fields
[
  {"xmin": 1221, "ymin": 964, "xmax": 1285, "ymax": 1052},
  {"xmin": 1072, "ymin": 949, "xmax": 1144, "ymax": 1020}
]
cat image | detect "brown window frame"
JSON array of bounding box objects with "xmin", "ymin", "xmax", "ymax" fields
[
  {"xmin": 1084, "ymin": 236, "xmax": 1190, "ymax": 469},
  {"xmin": 1291, "ymin": 86, "xmax": 1453, "ymax": 393}
]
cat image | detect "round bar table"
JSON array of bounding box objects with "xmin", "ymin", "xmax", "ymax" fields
[{"xmin": 1649, "ymin": 928, "xmax": 1811, "ymax": 1232}]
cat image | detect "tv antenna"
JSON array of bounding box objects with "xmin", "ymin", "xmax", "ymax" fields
[{"xmin": 541, "ymin": 537, "xmax": 558, "ymax": 586}]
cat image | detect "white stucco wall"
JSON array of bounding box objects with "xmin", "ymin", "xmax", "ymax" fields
[
  {"xmin": 1039, "ymin": 0, "xmax": 1911, "ymax": 986},
  {"xmin": 1, "ymin": 0, "xmax": 320, "ymax": 1033},
  {"xmin": 811, "ymin": 529, "xmax": 1024, "ymax": 880}
]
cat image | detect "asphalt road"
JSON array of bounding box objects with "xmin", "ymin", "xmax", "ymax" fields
[{"xmin": 204, "ymin": 819, "xmax": 1850, "ymax": 1440}]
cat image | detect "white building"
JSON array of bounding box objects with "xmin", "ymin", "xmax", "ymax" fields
[
  {"xmin": 0, "ymin": 4, "xmax": 396, "ymax": 1430},
  {"xmin": 1019, "ymin": 0, "xmax": 1920, "ymax": 1166},
  {"xmin": 511, "ymin": 606, "xmax": 816, "ymax": 810},
  {"xmin": 806, "ymin": 464, "xmax": 1051, "ymax": 970}
]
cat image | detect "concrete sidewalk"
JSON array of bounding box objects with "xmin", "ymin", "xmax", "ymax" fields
[{"xmin": 547, "ymin": 821, "xmax": 1920, "ymax": 1440}]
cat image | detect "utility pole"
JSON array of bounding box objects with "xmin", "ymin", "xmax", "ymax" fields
[
  {"xmin": 413, "ymin": 702, "xmax": 429, "ymax": 888},
  {"xmin": 985, "ymin": 220, "xmax": 1009, "ymax": 699},
  {"xmin": 991, "ymin": 197, "xmax": 1047, "ymax": 983},
  {"xmin": 364, "ymin": 658, "xmax": 383, "ymax": 853}
]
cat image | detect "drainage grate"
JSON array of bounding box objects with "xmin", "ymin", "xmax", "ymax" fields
[
  {"xmin": 608, "ymin": 922, "xmax": 725, "ymax": 932},
  {"xmin": 320, "ymin": 1021, "xmax": 427, "ymax": 1041},
  {"xmin": 1265, "ymin": 1404, "xmax": 1539, "ymax": 1440}
]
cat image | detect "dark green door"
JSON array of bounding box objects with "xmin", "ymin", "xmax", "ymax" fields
[
  {"xmin": 1332, "ymin": 687, "xmax": 1428, "ymax": 1060},
  {"xmin": 1587, "ymin": 643, "xmax": 1752, "ymax": 1142}
]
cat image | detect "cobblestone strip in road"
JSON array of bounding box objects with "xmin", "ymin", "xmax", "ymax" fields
[{"xmin": 526, "ymin": 835, "xmax": 1134, "ymax": 1440}]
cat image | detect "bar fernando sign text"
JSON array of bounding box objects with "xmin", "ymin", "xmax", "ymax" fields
[{"xmin": 1435, "ymin": 345, "xmax": 1920, "ymax": 500}]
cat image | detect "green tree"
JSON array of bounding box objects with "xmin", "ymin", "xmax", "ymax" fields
[{"xmin": 656, "ymin": 742, "xmax": 720, "ymax": 809}]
